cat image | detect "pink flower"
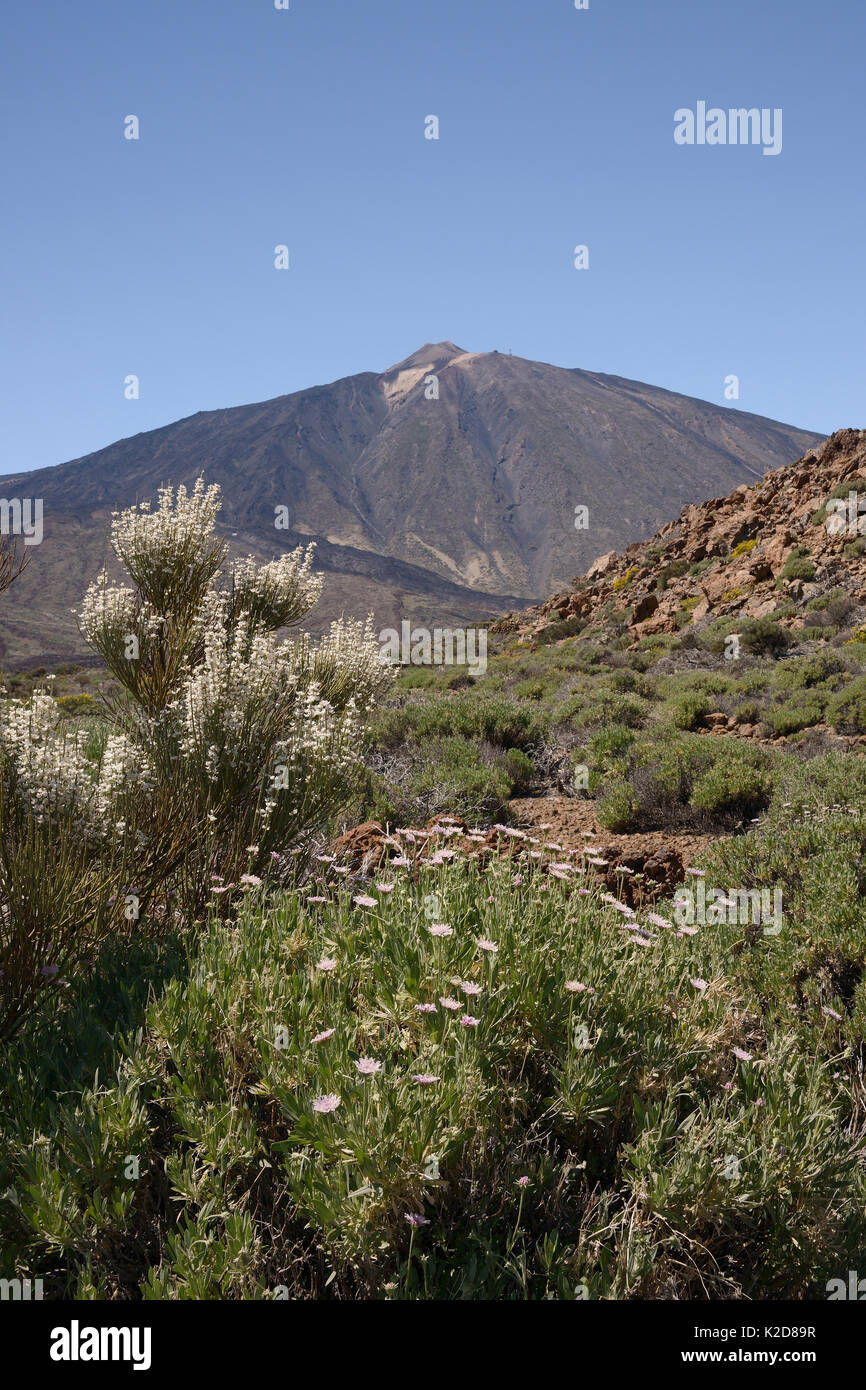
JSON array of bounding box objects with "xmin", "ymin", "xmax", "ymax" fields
[
  {"xmin": 429, "ymin": 924, "xmax": 453, "ymax": 937},
  {"xmin": 413, "ymin": 1073, "xmax": 440, "ymax": 1085},
  {"xmin": 376, "ymin": 883, "xmax": 394, "ymax": 893},
  {"xmin": 460, "ymin": 981, "xmax": 482, "ymax": 997},
  {"xmin": 564, "ymin": 980, "xmax": 593, "ymax": 994},
  {"xmin": 690, "ymin": 977, "xmax": 708, "ymax": 991},
  {"xmin": 240, "ymin": 873, "xmax": 262, "ymax": 887},
  {"xmin": 356, "ymin": 1057, "xmax": 382, "ymax": 1076},
  {"xmin": 312, "ymin": 1093, "xmax": 341, "ymax": 1113},
  {"xmin": 439, "ymin": 996, "xmax": 461, "ymax": 1011},
  {"xmin": 685, "ymin": 868, "xmax": 706, "ymax": 878},
  {"xmin": 460, "ymin": 1015, "xmax": 480, "ymax": 1028},
  {"xmin": 415, "ymin": 1003, "xmax": 437, "ymax": 1014},
  {"xmin": 517, "ymin": 1175, "xmax": 530, "ymax": 1188},
  {"xmin": 648, "ymin": 913, "xmax": 673, "ymax": 929},
  {"xmin": 316, "ymin": 956, "xmax": 337, "ymax": 972},
  {"xmin": 404, "ymin": 1213, "xmax": 430, "ymax": 1226},
  {"xmin": 732, "ymin": 1047, "xmax": 753, "ymax": 1062},
  {"xmin": 476, "ymin": 938, "xmax": 498, "ymax": 953},
  {"xmin": 306, "ymin": 895, "xmax": 328, "ymax": 904},
  {"xmin": 312, "ymin": 1028, "xmax": 335, "ymax": 1044},
  {"xmin": 823, "ymin": 1006, "xmax": 843, "ymax": 1021},
  {"xmin": 352, "ymin": 894, "xmax": 377, "ymax": 908}
]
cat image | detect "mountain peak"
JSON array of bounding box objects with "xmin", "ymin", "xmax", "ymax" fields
[{"xmin": 383, "ymin": 341, "xmax": 467, "ymax": 374}]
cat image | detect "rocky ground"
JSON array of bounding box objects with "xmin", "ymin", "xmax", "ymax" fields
[{"xmin": 495, "ymin": 428, "xmax": 866, "ymax": 646}]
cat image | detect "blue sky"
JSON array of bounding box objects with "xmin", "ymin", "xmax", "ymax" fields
[{"xmin": 2, "ymin": 0, "xmax": 864, "ymax": 473}]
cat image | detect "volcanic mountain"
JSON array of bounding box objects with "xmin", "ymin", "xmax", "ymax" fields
[{"xmin": 0, "ymin": 342, "xmax": 822, "ymax": 663}]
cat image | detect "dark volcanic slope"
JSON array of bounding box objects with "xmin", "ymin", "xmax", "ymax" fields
[{"xmin": 0, "ymin": 343, "xmax": 822, "ymax": 661}]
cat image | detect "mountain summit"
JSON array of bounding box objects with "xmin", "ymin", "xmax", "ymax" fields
[{"xmin": 0, "ymin": 345, "xmax": 822, "ymax": 663}]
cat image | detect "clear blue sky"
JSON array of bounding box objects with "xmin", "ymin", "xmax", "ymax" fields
[{"xmin": 2, "ymin": 0, "xmax": 864, "ymax": 474}]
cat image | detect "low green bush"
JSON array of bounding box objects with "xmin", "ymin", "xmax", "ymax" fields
[{"xmin": 826, "ymin": 677, "xmax": 866, "ymax": 735}]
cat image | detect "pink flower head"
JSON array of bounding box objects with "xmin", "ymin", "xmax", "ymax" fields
[
  {"xmin": 460, "ymin": 1015, "xmax": 480, "ymax": 1028},
  {"xmin": 312, "ymin": 1028, "xmax": 335, "ymax": 1044},
  {"xmin": 476, "ymin": 938, "xmax": 498, "ymax": 953},
  {"xmin": 316, "ymin": 956, "xmax": 337, "ymax": 972},
  {"xmin": 312, "ymin": 1093, "xmax": 341, "ymax": 1113},
  {"xmin": 517, "ymin": 1175, "xmax": 530, "ymax": 1188},
  {"xmin": 356, "ymin": 1057, "xmax": 382, "ymax": 1076},
  {"xmin": 413, "ymin": 1073, "xmax": 440, "ymax": 1085},
  {"xmin": 429, "ymin": 924, "xmax": 453, "ymax": 937},
  {"xmin": 415, "ymin": 1003, "xmax": 437, "ymax": 1014},
  {"xmin": 690, "ymin": 977, "xmax": 708, "ymax": 991},
  {"xmin": 404, "ymin": 1212, "xmax": 430, "ymax": 1227},
  {"xmin": 352, "ymin": 894, "xmax": 378, "ymax": 908},
  {"xmin": 460, "ymin": 981, "xmax": 482, "ymax": 997},
  {"xmin": 648, "ymin": 913, "xmax": 673, "ymax": 929},
  {"xmin": 439, "ymin": 996, "xmax": 461, "ymax": 1011}
]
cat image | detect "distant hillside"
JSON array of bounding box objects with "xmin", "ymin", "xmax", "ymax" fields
[
  {"xmin": 0, "ymin": 342, "xmax": 822, "ymax": 663},
  {"xmin": 496, "ymin": 429, "xmax": 866, "ymax": 649}
]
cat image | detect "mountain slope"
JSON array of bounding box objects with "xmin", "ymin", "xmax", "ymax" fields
[
  {"xmin": 496, "ymin": 429, "xmax": 866, "ymax": 650},
  {"xmin": 0, "ymin": 343, "xmax": 822, "ymax": 662}
]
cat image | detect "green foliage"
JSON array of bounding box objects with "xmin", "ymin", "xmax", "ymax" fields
[
  {"xmin": 826, "ymin": 676, "xmax": 866, "ymax": 734},
  {"xmin": 778, "ymin": 547, "xmax": 817, "ymax": 581},
  {"xmin": 373, "ymin": 693, "xmax": 546, "ymax": 753},
  {"xmin": 2, "ymin": 831, "xmax": 864, "ymax": 1301},
  {"xmin": 766, "ymin": 691, "xmax": 826, "ymax": 736},
  {"xmin": 668, "ymin": 691, "xmax": 709, "ymax": 731},
  {"xmin": 596, "ymin": 781, "xmax": 638, "ymax": 831}
]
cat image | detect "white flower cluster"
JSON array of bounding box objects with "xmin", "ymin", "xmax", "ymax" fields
[
  {"xmin": 0, "ymin": 692, "xmax": 93, "ymax": 825},
  {"xmin": 230, "ymin": 547, "xmax": 323, "ymax": 630},
  {"xmin": 109, "ymin": 478, "xmax": 225, "ymax": 608},
  {"xmin": 290, "ymin": 616, "xmax": 396, "ymax": 714},
  {"xmin": 78, "ymin": 571, "xmax": 163, "ymax": 651},
  {"xmin": 95, "ymin": 733, "xmax": 155, "ymax": 822},
  {"xmin": 111, "ymin": 478, "xmax": 222, "ymax": 565},
  {"xmin": 0, "ymin": 692, "xmax": 150, "ymax": 836}
]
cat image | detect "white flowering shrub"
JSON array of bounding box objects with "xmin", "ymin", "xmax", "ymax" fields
[
  {"xmin": 76, "ymin": 476, "xmax": 393, "ymax": 904},
  {"xmin": 0, "ymin": 481, "xmax": 393, "ymax": 1039}
]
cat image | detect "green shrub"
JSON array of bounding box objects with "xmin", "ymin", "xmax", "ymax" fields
[
  {"xmin": 739, "ymin": 617, "xmax": 792, "ymax": 655},
  {"xmin": 780, "ymin": 555, "xmax": 816, "ymax": 583},
  {"xmin": 766, "ymin": 691, "xmax": 826, "ymax": 736},
  {"xmin": 689, "ymin": 757, "xmax": 772, "ymax": 820},
  {"xmin": 668, "ymin": 692, "xmax": 709, "ymax": 731},
  {"xmin": 597, "ymin": 781, "xmax": 639, "ymax": 831},
  {"xmin": 826, "ymin": 677, "xmax": 866, "ymax": 735}
]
